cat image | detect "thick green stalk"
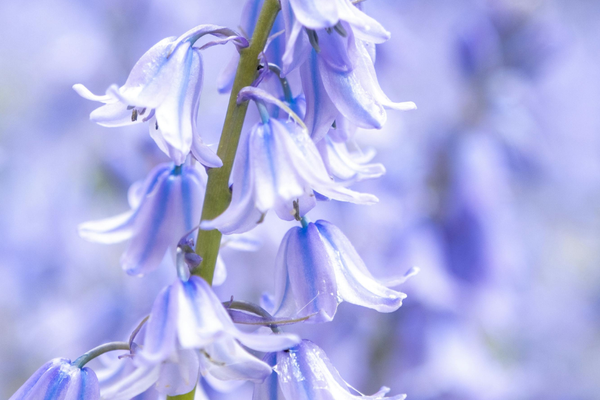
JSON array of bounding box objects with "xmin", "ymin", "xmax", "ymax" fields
[{"xmin": 194, "ymin": 0, "xmax": 281, "ymax": 285}]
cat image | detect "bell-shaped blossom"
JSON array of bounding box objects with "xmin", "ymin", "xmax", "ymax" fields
[
  {"xmin": 253, "ymin": 340, "xmax": 406, "ymax": 400},
  {"xmin": 201, "ymin": 87, "xmax": 377, "ymax": 234},
  {"xmin": 279, "ymin": 0, "xmax": 415, "ymax": 140},
  {"xmin": 10, "ymin": 358, "xmax": 100, "ymax": 400},
  {"xmin": 138, "ymin": 274, "xmax": 300, "ymax": 383},
  {"xmin": 317, "ymin": 134, "xmax": 385, "ymax": 184},
  {"xmin": 301, "ymin": 35, "xmax": 416, "ymax": 140},
  {"xmin": 78, "ymin": 163, "xmax": 205, "ymax": 276},
  {"xmin": 273, "ymin": 220, "xmax": 416, "ymax": 322},
  {"xmin": 74, "ymin": 25, "xmax": 248, "ymax": 167}
]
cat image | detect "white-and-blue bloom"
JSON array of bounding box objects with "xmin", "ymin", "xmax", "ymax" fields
[
  {"xmin": 79, "ymin": 163, "xmax": 205, "ymax": 276},
  {"xmin": 280, "ymin": 0, "xmax": 416, "ymax": 141},
  {"xmin": 137, "ymin": 275, "xmax": 300, "ymax": 383},
  {"xmin": 74, "ymin": 25, "xmax": 248, "ymax": 167},
  {"xmin": 254, "ymin": 340, "xmax": 406, "ymax": 400},
  {"xmin": 10, "ymin": 358, "xmax": 100, "ymax": 400},
  {"xmin": 272, "ymin": 220, "xmax": 417, "ymax": 323},
  {"xmin": 201, "ymin": 87, "xmax": 378, "ymax": 235}
]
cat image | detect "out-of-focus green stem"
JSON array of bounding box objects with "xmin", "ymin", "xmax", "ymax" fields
[{"xmin": 194, "ymin": 0, "xmax": 281, "ymax": 285}]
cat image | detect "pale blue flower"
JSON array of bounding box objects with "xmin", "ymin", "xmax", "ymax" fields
[
  {"xmin": 272, "ymin": 220, "xmax": 416, "ymax": 322},
  {"xmin": 74, "ymin": 25, "xmax": 248, "ymax": 167},
  {"xmin": 10, "ymin": 358, "xmax": 99, "ymax": 400},
  {"xmin": 201, "ymin": 87, "xmax": 378, "ymax": 235},
  {"xmin": 254, "ymin": 340, "xmax": 406, "ymax": 400},
  {"xmin": 279, "ymin": 0, "xmax": 415, "ymax": 140},
  {"xmin": 78, "ymin": 163, "xmax": 205, "ymax": 276},
  {"xmin": 137, "ymin": 275, "xmax": 300, "ymax": 383}
]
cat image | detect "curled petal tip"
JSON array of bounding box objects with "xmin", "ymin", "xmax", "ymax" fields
[{"xmin": 394, "ymin": 101, "xmax": 417, "ymax": 111}]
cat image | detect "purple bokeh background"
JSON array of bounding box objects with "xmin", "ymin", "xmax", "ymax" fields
[{"xmin": 1, "ymin": 0, "xmax": 600, "ymax": 399}]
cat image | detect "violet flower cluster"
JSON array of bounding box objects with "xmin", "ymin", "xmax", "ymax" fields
[{"xmin": 10, "ymin": 1, "xmax": 416, "ymax": 399}]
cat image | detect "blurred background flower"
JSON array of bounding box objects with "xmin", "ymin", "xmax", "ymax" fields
[{"xmin": 1, "ymin": 0, "xmax": 600, "ymax": 399}]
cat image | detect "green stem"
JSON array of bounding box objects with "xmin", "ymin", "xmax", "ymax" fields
[
  {"xmin": 167, "ymin": 386, "xmax": 196, "ymax": 400},
  {"xmin": 194, "ymin": 0, "xmax": 281, "ymax": 284},
  {"xmin": 72, "ymin": 342, "xmax": 130, "ymax": 368}
]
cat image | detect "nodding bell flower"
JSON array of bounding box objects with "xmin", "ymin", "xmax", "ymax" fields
[
  {"xmin": 78, "ymin": 163, "xmax": 205, "ymax": 276},
  {"xmin": 280, "ymin": 0, "xmax": 415, "ymax": 141},
  {"xmin": 253, "ymin": 340, "xmax": 406, "ymax": 400},
  {"xmin": 137, "ymin": 274, "xmax": 300, "ymax": 383},
  {"xmin": 74, "ymin": 25, "xmax": 248, "ymax": 167},
  {"xmin": 272, "ymin": 220, "xmax": 418, "ymax": 323},
  {"xmin": 201, "ymin": 87, "xmax": 378, "ymax": 235},
  {"xmin": 10, "ymin": 358, "xmax": 100, "ymax": 400}
]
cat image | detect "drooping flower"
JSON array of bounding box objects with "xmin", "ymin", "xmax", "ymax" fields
[
  {"xmin": 201, "ymin": 87, "xmax": 378, "ymax": 235},
  {"xmin": 74, "ymin": 25, "xmax": 248, "ymax": 167},
  {"xmin": 10, "ymin": 358, "xmax": 100, "ymax": 400},
  {"xmin": 78, "ymin": 163, "xmax": 205, "ymax": 276},
  {"xmin": 279, "ymin": 0, "xmax": 415, "ymax": 141},
  {"xmin": 272, "ymin": 220, "xmax": 417, "ymax": 322},
  {"xmin": 138, "ymin": 274, "xmax": 300, "ymax": 383},
  {"xmin": 253, "ymin": 340, "xmax": 406, "ymax": 400}
]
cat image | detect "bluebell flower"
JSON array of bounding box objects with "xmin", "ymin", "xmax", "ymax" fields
[
  {"xmin": 10, "ymin": 358, "xmax": 99, "ymax": 400},
  {"xmin": 78, "ymin": 163, "xmax": 205, "ymax": 276},
  {"xmin": 279, "ymin": 1, "xmax": 416, "ymax": 140},
  {"xmin": 137, "ymin": 275, "xmax": 300, "ymax": 383},
  {"xmin": 254, "ymin": 340, "xmax": 406, "ymax": 400},
  {"xmin": 201, "ymin": 87, "xmax": 378, "ymax": 234},
  {"xmin": 299, "ymin": 37, "xmax": 416, "ymax": 141},
  {"xmin": 272, "ymin": 220, "xmax": 416, "ymax": 322},
  {"xmin": 74, "ymin": 25, "xmax": 248, "ymax": 167}
]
